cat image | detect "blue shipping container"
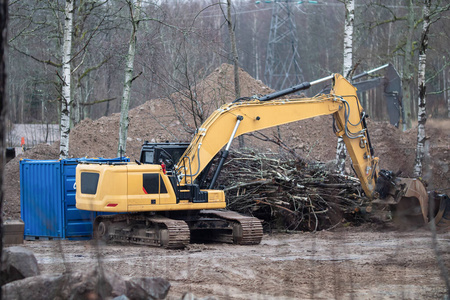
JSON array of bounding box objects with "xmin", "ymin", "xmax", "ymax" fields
[{"xmin": 20, "ymin": 157, "xmax": 128, "ymax": 240}]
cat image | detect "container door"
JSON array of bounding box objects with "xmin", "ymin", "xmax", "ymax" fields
[
  {"xmin": 20, "ymin": 160, "xmax": 63, "ymax": 239},
  {"xmin": 62, "ymin": 162, "xmax": 96, "ymax": 239}
]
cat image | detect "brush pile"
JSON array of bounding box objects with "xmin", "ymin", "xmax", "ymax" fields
[{"xmin": 221, "ymin": 150, "xmax": 373, "ymax": 232}]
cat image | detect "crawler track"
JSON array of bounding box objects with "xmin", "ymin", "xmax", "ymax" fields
[
  {"xmin": 93, "ymin": 210, "xmax": 263, "ymax": 248},
  {"xmin": 197, "ymin": 210, "xmax": 263, "ymax": 245},
  {"xmin": 93, "ymin": 214, "xmax": 190, "ymax": 249}
]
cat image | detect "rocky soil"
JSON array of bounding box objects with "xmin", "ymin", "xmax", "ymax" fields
[{"xmin": 16, "ymin": 227, "xmax": 450, "ymax": 299}]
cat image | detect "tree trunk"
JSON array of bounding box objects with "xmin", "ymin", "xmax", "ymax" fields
[
  {"xmin": 117, "ymin": 0, "xmax": 142, "ymax": 157},
  {"xmin": 19, "ymin": 86, "xmax": 23, "ymax": 123},
  {"xmin": 59, "ymin": 0, "xmax": 74, "ymax": 159},
  {"xmin": 447, "ymin": 68, "xmax": 450, "ymax": 118},
  {"xmin": 342, "ymin": 0, "xmax": 354, "ymax": 79},
  {"xmin": 336, "ymin": 0, "xmax": 354, "ymax": 175},
  {"xmin": 253, "ymin": 16, "xmax": 259, "ymax": 80},
  {"xmin": 105, "ymin": 65, "xmax": 112, "ymax": 117},
  {"xmin": 82, "ymin": 77, "xmax": 91, "ymax": 120},
  {"xmin": 0, "ymin": 0, "xmax": 7, "ymax": 284},
  {"xmin": 401, "ymin": 0, "xmax": 415, "ymax": 131},
  {"xmin": 227, "ymin": 0, "xmax": 244, "ymax": 148},
  {"xmin": 414, "ymin": 0, "xmax": 431, "ymax": 177},
  {"xmin": 73, "ymin": 84, "xmax": 81, "ymax": 125}
]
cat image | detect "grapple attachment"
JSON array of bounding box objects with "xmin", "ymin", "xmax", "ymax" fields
[
  {"xmin": 390, "ymin": 178, "xmax": 429, "ymax": 225},
  {"xmin": 375, "ymin": 170, "xmax": 450, "ymax": 229}
]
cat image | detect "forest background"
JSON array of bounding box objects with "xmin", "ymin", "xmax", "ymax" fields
[
  {"xmin": 5, "ymin": 0, "xmax": 450, "ymax": 151},
  {"xmin": 1, "ymin": 2, "xmax": 450, "ymax": 298}
]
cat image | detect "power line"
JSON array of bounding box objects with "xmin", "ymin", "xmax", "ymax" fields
[
  {"xmin": 264, "ymin": 0, "xmax": 304, "ymax": 90},
  {"xmin": 193, "ymin": 1, "xmax": 421, "ymax": 19}
]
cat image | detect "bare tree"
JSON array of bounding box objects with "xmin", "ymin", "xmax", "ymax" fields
[
  {"xmin": 72, "ymin": 1, "xmax": 116, "ymax": 124},
  {"xmin": 59, "ymin": 0, "xmax": 74, "ymax": 159},
  {"xmin": 448, "ymin": 67, "xmax": 450, "ymax": 118},
  {"xmin": 137, "ymin": 1, "xmax": 228, "ymax": 136},
  {"xmin": 342, "ymin": 0, "xmax": 354, "ymax": 79},
  {"xmin": 361, "ymin": 0, "xmax": 450, "ymax": 129},
  {"xmin": 224, "ymin": 0, "xmax": 244, "ymax": 148},
  {"xmin": 336, "ymin": 0, "xmax": 354, "ymax": 175},
  {"xmin": 414, "ymin": 0, "xmax": 450, "ymax": 175},
  {"xmin": 400, "ymin": 0, "xmax": 417, "ymax": 131},
  {"xmin": 0, "ymin": 1, "xmax": 7, "ymax": 296},
  {"xmin": 117, "ymin": 0, "xmax": 143, "ymax": 157},
  {"xmin": 8, "ymin": 1, "xmax": 114, "ymax": 154},
  {"xmin": 226, "ymin": 0, "xmax": 240, "ymax": 105},
  {"xmin": 413, "ymin": 0, "xmax": 430, "ymax": 177}
]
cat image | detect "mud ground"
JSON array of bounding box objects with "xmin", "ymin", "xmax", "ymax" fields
[
  {"xmin": 20, "ymin": 226, "xmax": 450, "ymax": 299},
  {"xmin": 4, "ymin": 64, "xmax": 449, "ymax": 299}
]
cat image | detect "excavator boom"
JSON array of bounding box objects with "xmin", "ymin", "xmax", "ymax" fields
[{"xmin": 176, "ymin": 74, "xmax": 379, "ymax": 198}]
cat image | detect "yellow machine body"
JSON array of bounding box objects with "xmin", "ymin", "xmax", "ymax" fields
[{"xmin": 76, "ymin": 163, "xmax": 225, "ymax": 212}]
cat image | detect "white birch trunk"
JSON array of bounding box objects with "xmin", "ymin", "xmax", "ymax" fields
[
  {"xmin": 59, "ymin": 0, "xmax": 74, "ymax": 159},
  {"xmin": 336, "ymin": 0, "xmax": 354, "ymax": 174},
  {"xmin": 414, "ymin": 0, "xmax": 431, "ymax": 177},
  {"xmin": 342, "ymin": 0, "xmax": 354, "ymax": 79},
  {"xmin": 117, "ymin": 0, "xmax": 142, "ymax": 157}
]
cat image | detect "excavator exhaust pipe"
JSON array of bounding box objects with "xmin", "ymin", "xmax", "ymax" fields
[{"xmin": 375, "ymin": 171, "xmax": 450, "ymax": 230}]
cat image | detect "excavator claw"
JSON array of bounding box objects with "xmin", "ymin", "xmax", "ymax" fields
[
  {"xmin": 391, "ymin": 178, "xmax": 430, "ymax": 227},
  {"xmin": 375, "ymin": 170, "xmax": 450, "ymax": 229},
  {"xmin": 429, "ymin": 192, "xmax": 450, "ymax": 231}
]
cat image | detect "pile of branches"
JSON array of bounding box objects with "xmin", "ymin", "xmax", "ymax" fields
[{"xmin": 220, "ymin": 150, "xmax": 372, "ymax": 232}]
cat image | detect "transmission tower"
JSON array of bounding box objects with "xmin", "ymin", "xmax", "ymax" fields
[{"xmin": 264, "ymin": 0, "xmax": 304, "ymax": 91}]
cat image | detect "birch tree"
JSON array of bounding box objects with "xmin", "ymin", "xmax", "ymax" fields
[
  {"xmin": 402, "ymin": 0, "xmax": 416, "ymax": 131},
  {"xmin": 59, "ymin": 0, "xmax": 74, "ymax": 159},
  {"xmin": 413, "ymin": 0, "xmax": 450, "ymax": 176},
  {"xmin": 8, "ymin": 1, "xmax": 113, "ymax": 130},
  {"xmin": 413, "ymin": 0, "xmax": 431, "ymax": 177},
  {"xmin": 117, "ymin": 0, "xmax": 142, "ymax": 157},
  {"xmin": 336, "ymin": 0, "xmax": 354, "ymax": 174},
  {"xmin": 342, "ymin": 0, "xmax": 354, "ymax": 81}
]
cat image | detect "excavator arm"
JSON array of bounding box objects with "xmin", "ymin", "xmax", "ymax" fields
[
  {"xmin": 176, "ymin": 74, "xmax": 379, "ymax": 199},
  {"xmin": 176, "ymin": 73, "xmax": 445, "ymax": 227}
]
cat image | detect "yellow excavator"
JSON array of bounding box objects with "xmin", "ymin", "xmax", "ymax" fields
[{"xmin": 76, "ymin": 73, "xmax": 447, "ymax": 248}]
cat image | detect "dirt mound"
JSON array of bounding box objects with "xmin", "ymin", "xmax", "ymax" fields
[
  {"xmin": 70, "ymin": 63, "xmax": 274, "ymax": 160},
  {"xmin": 3, "ymin": 143, "xmax": 60, "ymax": 219},
  {"xmin": 3, "ymin": 64, "xmax": 449, "ymax": 220},
  {"xmin": 419, "ymin": 119, "xmax": 450, "ymax": 191},
  {"xmin": 368, "ymin": 119, "xmax": 449, "ymax": 191}
]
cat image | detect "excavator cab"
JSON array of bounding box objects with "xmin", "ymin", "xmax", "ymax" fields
[{"xmin": 139, "ymin": 142, "xmax": 189, "ymax": 172}]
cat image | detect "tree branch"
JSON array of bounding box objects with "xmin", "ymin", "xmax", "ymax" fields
[{"xmin": 11, "ymin": 44, "xmax": 60, "ymax": 67}]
